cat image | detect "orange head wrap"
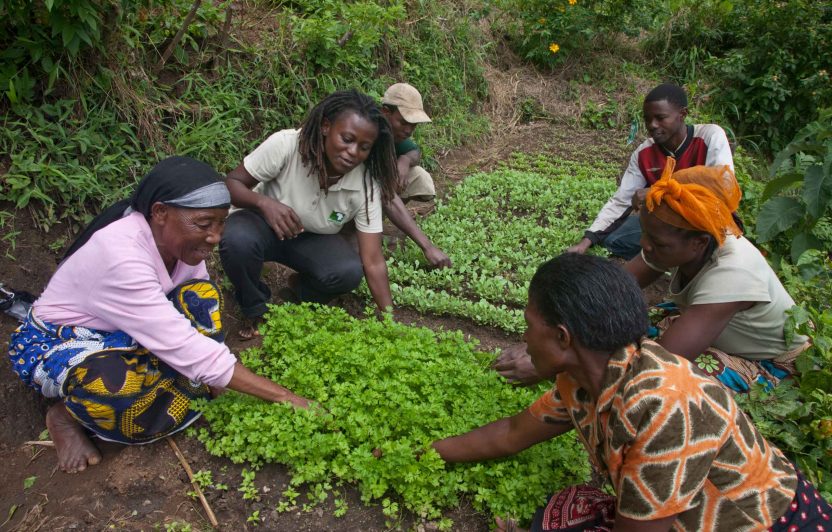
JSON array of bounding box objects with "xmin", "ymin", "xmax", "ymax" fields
[{"xmin": 645, "ymin": 158, "xmax": 742, "ymax": 246}]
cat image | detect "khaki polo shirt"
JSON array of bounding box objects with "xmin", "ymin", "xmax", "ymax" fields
[{"xmin": 236, "ymin": 129, "xmax": 383, "ymax": 233}]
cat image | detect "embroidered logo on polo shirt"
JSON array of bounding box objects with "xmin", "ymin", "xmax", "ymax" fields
[{"xmin": 329, "ymin": 211, "xmax": 346, "ymax": 224}]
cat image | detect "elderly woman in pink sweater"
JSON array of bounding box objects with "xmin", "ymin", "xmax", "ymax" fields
[{"xmin": 9, "ymin": 157, "xmax": 308, "ymax": 474}]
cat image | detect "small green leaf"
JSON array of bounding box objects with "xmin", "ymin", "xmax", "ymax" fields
[
  {"xmin": 23, "ymin": 476, "xmax": 36, "ymax": 490},
  {"xmin": 1, "ymin": 504, "xmax": 19, "ymax": 528}
]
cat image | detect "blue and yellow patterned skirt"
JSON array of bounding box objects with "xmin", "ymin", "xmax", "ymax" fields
[{"xmin": 8, "ymin": 280, "xmax": 224, "ymax": 444}]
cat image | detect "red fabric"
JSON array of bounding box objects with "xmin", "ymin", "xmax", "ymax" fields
[
  {"xmin": 638, "ymin": 137, "xmax": 708, "ymax": 185},
  {"xmin": 535, "ymin": 485, "xmax": 615, "ymax": 532}
]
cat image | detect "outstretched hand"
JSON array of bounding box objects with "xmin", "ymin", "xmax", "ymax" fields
[
  {"xmin": 566, "ymin": 238, "xmax": 592, "ymax": 255},
  {"xmin": 493, "ymin": 343, "xmax": 543, "ymax": 386},
  {"xmin": 424, "ymin": 245, "xmax": 452, "ymax": 269},
  {"xmin": 285, "ymin": 393, "xmax": 312, "ymax": 409}
]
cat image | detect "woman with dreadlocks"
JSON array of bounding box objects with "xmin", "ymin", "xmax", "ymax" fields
[{"xmin": 220, "ymin": 89, "xmax": 399, "ymax": 339}]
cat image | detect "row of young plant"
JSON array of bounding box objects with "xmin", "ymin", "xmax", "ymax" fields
[
  {"xmin": 194, "ymin": 304, "xmax": 590, "ymax": 527},
  {"xmin": 0, "ymin": 0, "xmax": 488, "ymax": 230},
  {"xmin": 371, "ymin": 154, "xmax": 617, "ymax": 332}
]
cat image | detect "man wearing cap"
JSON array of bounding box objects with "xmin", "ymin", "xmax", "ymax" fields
[
  {"xmin": 377, "ymin": 83, "xmax": 451, "ymax": 269},
  {"xmin": 381, "ymin": 83, "xmax": 436, "ymax": 203}
]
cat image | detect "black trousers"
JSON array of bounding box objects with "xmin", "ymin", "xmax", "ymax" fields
[{"xmin": 219, "ymin": 209, "xmax": 363, "ymax": 318}]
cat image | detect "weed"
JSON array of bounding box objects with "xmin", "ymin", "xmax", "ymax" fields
[{"xmin": 239, "ymin": 468, "xmax": 259, "ymax": 501}]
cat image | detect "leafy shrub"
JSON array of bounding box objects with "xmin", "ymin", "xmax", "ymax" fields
[
  {"xmin": 370, "ymin": 154, "xmax": 616, "ymax": 331},
  {"xmin": 195, "ymin": 304, "xmax": 590, "ymax": 522},
  {"xmin": 288, "ymin": 0, "xmax": 404, "ymax": 73},
  {"xmin": 736, "ymin": 304, "xmax": 832, "ymax": 501},
  {"xmin": 0, "ymin": 98, "xmax": 144, "ymax": 227},
  {"xmin": 755, "ymin": 109, "xmax": 832, "ymax": 265},
  {"xmin": 491, "ymin": 0, "xmax": 653, "ymax": 67},
  {"xmin": 0, "ymin": 0, "xmax": 109, "ymax": 103},
  {"xmin": 644, "ymin": 0, "xmax": 832, "ymax": 152}
]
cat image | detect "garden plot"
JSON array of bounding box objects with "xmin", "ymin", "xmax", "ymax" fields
[
  {"xmin": 195, "ymin": 304, "xmax": 590, "ymax": 526},
  {"xmin": 383, "ymin": 154, "xmax": 619, "ymax": 332}
]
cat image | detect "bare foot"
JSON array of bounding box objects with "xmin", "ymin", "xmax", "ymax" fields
[
  {"xmin": 495, "ymin": 516, "xmax": 527, "ymax": 532},
  {"xmin": 45, "ymin": 402, "xmax": 101, "ymax": 474}
]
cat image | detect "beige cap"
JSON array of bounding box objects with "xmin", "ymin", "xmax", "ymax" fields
[{"xmin": 381, "ymin": 83, "xmax": 432, "ymax": 124}]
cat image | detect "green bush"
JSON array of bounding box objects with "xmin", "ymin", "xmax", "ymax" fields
[
  {"xmin": 0, "ymin": 0, "xmax": 489, "ymax": 226},
  {"xmin": 0, "ymin": 0, "xmax": 110, "ymax": 103},
  {"xmin": 196, "ymin": 304, "xmax": 590, "ymax": 523},
  {"xmin": 644, "ymin": 0, "xmax": 832, "ymax": 152},
  {"xmin": 0, "ymin": 98, "xmax": 145, "ymax": 228},
  {"xmin": 754, "ymin": 109, "xmax": 832, "ymax": 266},
  {"xmin": 491, "ymin": 0, "xmax": 653, "ymax": 67}
]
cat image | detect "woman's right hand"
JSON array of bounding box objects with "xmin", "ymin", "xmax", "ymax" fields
[
  {"xmin": 566, "ymin": 237, "xmax": 592, "ymax": 255},
  {"xmin": 227, "ymin": 362, "xmax": 311, "ymax": 408},
  {"xmin": 258, "ymin": 196, "xmax": 304, "ymax": 239},
  {"xmin": 285, "ymin": 393, "xmax": 311, "ymax": 409}
]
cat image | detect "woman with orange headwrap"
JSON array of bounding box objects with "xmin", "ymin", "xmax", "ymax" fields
[{"xmin": 625, "ymin": 158, "xmax": 810, "ymax": 393}]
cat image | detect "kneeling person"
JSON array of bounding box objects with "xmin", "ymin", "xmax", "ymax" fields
[{"xmin": 434, "ymin": 254, "xmax": 830, "ymax": 531}]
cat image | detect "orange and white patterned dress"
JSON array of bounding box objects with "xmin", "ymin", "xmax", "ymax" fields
[{"xmin": 529, "ymin": 339, "xmax": 798, "ymax": 531}]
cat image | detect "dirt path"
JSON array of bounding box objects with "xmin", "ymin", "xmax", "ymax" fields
[{"xmin": 0, "ymin": 47, "xmax": 652, "ymax": 531}]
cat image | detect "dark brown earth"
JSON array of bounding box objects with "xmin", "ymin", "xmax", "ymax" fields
[{"xmin": 0, "ymin": 41, "xmax": 664, "ymax": 530}]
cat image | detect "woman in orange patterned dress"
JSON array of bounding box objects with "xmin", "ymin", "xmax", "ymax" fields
[{"xmin": 434, "ymin": 254, "xmax": 830, "ymax": 531}]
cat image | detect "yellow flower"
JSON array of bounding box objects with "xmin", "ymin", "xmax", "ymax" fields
[
  {"xmin": 569, "ymin": 0, "xmax": 577, "ymax": 5},
  {"xmin": 549, "ymin": 43, "xmax": 560, "ymax": 54},
  {"xmin": 538, "ymin": 17, "xmax": 546, "ymax": 24}
]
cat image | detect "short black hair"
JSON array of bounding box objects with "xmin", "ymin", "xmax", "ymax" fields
[
  {"xmin": 528, "ymin": 254, "xmax": 648, "ymax": 352},
  {"xmin": 644, "ymin": 83, "xmax": 688, "ymax": 109}
]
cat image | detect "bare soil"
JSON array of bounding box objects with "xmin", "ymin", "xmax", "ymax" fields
[{"xmin": 0, "ymin": 35, "xmax": 661, "ymax": 532}]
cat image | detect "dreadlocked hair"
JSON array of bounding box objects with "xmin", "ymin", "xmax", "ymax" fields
[{"xmin": 298, "ymin": 89, "xmax": 399, "ymax": 224}]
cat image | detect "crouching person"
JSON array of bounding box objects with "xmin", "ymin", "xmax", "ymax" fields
[
  {"xmin": 9, "ymin": 157, "xmax": 308, "ymax": 473},
  {"xmin": 433, "ymin": 253, "xmax": 830, "ymax": 531}
]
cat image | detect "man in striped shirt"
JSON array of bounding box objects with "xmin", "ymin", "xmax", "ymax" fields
[{"xmin": 567, "ymin": 83, "xmax": 734, "ymax": 259}]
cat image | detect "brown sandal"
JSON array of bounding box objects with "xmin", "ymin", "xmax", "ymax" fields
[{"xmin": 237, "ymin": 318, "xmax": 263, "ymax": 341}]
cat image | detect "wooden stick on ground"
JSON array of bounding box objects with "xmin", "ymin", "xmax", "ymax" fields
[
  {"xmin": 167, "ymin": 437, "xmax": 219, "ymax": 528},
  {"xmin": 156, "ymin": 0, "xmax": 202, "ymax": 72},
  {"xmin": 23, "ymin": 440, "xmax": 55, "ymax": 447}
]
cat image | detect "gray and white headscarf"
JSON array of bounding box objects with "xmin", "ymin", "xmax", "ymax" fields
[{"xmin": 64, "ymin": 156, "xmax": 230, "ymax": 259}]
